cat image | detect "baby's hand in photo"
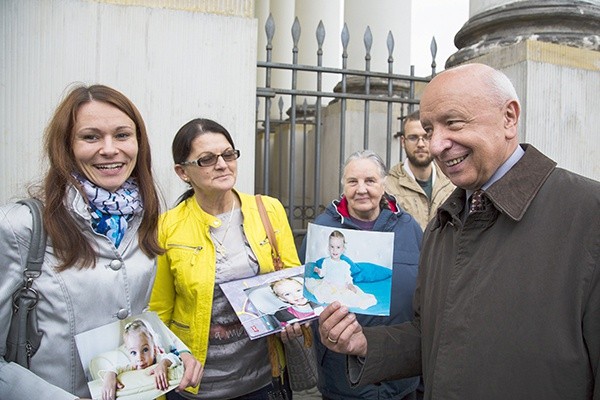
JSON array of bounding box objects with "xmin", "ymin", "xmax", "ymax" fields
[
  {"xmin": 101, "ymin": 372, "xmax": 123, "ymax": 400},
  {"xmin": 149, "ymin": 361, "xmax": 170, "ymax": 391},
  {"xmin": 314, "ymin": 266, "xmax": 323, "ymax": 277}
]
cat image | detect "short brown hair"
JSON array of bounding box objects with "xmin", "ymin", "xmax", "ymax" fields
[{"xmin": 394, "ymin": 109, "xmax": 420, "ymax": 138}]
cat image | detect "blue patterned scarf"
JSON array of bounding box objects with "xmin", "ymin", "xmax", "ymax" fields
[{"xmin": 75, "ymin": 175, "xmax": 142, "ymax": 247}]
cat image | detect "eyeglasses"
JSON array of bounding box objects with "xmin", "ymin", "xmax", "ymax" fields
[
  {"xmin": 404, "ymin": 135, "xmax": 430, "ymax": 144},
  {"xmin": 181, "ymin": 149, "xmax": 240, "ymax": 167}
]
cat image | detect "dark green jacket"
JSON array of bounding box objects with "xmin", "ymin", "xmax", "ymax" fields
[{"xmin": 355, "ymin": 144, "xmax": 600, "ymax": 400}]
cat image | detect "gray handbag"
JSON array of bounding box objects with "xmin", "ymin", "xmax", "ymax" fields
[
  {"xmin": 283, "ymin": 325, "xmax": 319, "ymax": 391},
  {"xmin": 5, "ymin": 198, "xmax": 46, "ymax": 368}
]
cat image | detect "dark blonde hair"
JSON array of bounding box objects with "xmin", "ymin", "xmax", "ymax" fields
[
  {"xmin": 270, "ymin": 277, "xmax": 302, "ymax": 295},
  {"xmin": 123, "ymin": 319, "xmax": 155, "ymax": 344},
  {"xmin": 270, "ymin": 278, "xmax": 304, "ymax": 303},
  {"xmin": 41, "ymin": 84, "xmax": 162, "ymax": 270},
  {"xmin": 329, "ymin": 230, "xmax": 346, "ymax": 243}
]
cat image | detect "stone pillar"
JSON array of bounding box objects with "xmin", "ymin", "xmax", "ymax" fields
[
  {"xmin": 446, "ymin": 0, "xmax": 600, "ymax": 181},
  {"xmin": 448, "ymin": 0, "xmax": 600, "ymax": 67},
  {"xmin": 295, "ymin": 0, "xmax": 343, "ymax": 93},
  {"xmin": 343, "ymin": 0, "xmax": 411, "ymax": 72}
]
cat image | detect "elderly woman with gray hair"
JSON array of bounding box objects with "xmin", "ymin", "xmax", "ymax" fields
[{"xmin": 298, "ymin": 150, "xmax": 423, "ymax": 400}]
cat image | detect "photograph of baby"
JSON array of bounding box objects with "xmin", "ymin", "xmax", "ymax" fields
[
  {"xmin": 266, "ymin": 276, "xmax": 322, "ymax": 327},
  {"xmin": 220, "ymin": 266, "xmax": 323, "ymax": 339},
  {"xmin": 303, "ymin": 223, "xmax": 395, "ymax": 315},
  {"xmin": 75, "ymin": 311, "xmax": 186, "ymax": 400}
]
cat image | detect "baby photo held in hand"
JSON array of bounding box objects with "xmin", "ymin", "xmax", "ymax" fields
[
  {"xmin": 74, "ymin": 311, "xmax": 186, "ymax": 400},
  {"xmin": 220, "ymin": 266, "xmax": 323, "ymax": 340},
  {"xmin": 303, "ymin": 223, "xmax": 394, "ymax": 315}
]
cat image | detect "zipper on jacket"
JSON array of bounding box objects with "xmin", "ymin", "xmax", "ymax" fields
[
  {"xmin": 259, "ymin": 231, "xmax": 279, "ymax": 246},
  {"xmin": 170, "ymin": 319, "xmax": 191, "ymax": 330},
  {"xmin": 166, "ymin": 243, "xmax": 203, "ymax": 266}
]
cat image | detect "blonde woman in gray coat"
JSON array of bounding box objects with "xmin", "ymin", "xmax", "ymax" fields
[{"xmin": 0, "ymin": 85, "xmax": 202, "ymax": 400}]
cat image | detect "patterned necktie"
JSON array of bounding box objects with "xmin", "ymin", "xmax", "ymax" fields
[{"xmin": 469, "ymin": 189, "xmax": 485, "ymax": 213}]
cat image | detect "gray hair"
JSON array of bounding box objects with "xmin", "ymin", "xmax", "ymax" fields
[
  {"xmin": 450, "ymin": 63, "xmax": 520, "ymax": 108},
  {"xmin": 341, "ymin": 150, "xmax": 388, "ymax": 184},
  {"xmin": 487, "ymin": 67, "xmax": 520, "ymax": 107}
]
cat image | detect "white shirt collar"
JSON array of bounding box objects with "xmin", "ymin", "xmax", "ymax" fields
[{"xmin": 466, "ymin": 144, "xmax": 526, "ymax": 200}]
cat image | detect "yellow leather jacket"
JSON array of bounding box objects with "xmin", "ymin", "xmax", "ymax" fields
[{"xmin": 149, "ymin": 190, "xmax": 300, "ymax": 388}]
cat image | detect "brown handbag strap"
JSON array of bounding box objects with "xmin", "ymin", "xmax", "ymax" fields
[
  {"xmin": 255, "ymin": 194, "xmax": 281, "ymax": 268},
  {"xmin": 257, "ymin": 194, "xmax": 295, "ymax": 380}
]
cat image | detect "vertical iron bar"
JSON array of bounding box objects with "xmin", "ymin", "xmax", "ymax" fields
[
  {"xmin": 263, "ymin": 14, "xmax": 275, "ymax": 195},
  {"xmin": 301, "ymin": 99, "xmax": 307, "ymax": 227},
  {"xmin": 278, "ymin": 98, "xmax": 284, "ymax": 197},
  {"xmin": 363, "ymin": 27, "xmax": 372, "ymax": 149},
  {"xmin": 288, "ymin": 17, "xmax": 301, "ymax": 222},
  {"xmin": 339, "ymin": 23, "xmax": 349, "ymax": 194},
  {"xmin": 409, "ymin": 65, "xmax": 415, "ymax": 114},
  {"xmin": 314, "ymin": 20, "xmax": 325, "ymax": 225},
  {"xmin": 255, "ymin": 97, "xmax": 261, "ymax": 191},
  {"xmin": 385, "ymin": 31, "xmax": 394, "ymax": 167}
]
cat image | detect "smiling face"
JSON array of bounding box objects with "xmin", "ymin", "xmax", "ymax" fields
[
  {"xmin": 342, "ymin": 158, "xmax": 386, "ymax": 221},
  {"xmin": 419, "ymin": 64, "xmax": 520, "ymax": 191},
  {"xmin": 402, "ymin": 119, "xmax": 434, "ymax": 168},
  {"xmin": 175, "ymin": 132, "xmax": 238, "ymax": 198},
  {"xmin": 328, "ymin": 236, "xmax": 345, "ymax": 260},
  {"xmin": 124, "ymin": 331, "xmax": 156, "ymax": 370},
  {"xmin": 72, "ymin": 101, "xmax": 138, "ymax": 192},
  {"xmin": 272, "ymin": 279, "xmax": 308, "ymax": 306}
]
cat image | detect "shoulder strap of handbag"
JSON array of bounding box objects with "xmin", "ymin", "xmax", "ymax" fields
[
  {"xmin": 256, "ymin": 195, "xmax": 314, "ymax": 384},
  {"xmin": 255, "ymin": 194, "xmax": 282, "ymax": 271},
  {"xmin": 256, "ymin": 195, "xmax": 286, "ymax": 382},
  {"xmin": 7, "ymin": 198, "xmax": 46, "ymax": 368},
  {"xmin": 16, "ymin": 198, "xmax": 46, "ymax": 284}
]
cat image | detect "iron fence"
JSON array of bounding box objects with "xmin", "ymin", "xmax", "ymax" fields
[{"xmin": 255, "ymin": 14, "xmax": 437, "ymax": 241}]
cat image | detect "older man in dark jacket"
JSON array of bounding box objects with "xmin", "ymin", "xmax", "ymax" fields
[{"xmin": 317, "ymin": 63, "xmax": 600, "ymax": 400}]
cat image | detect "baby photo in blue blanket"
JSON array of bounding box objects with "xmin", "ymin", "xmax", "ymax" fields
[{"xmin": 303, "ymin": 224, "xmax": 394, "ymax": 316}]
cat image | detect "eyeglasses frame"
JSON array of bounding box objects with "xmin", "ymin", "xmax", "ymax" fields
[{"xmin": 180, "ymin": 149, "xmax": 241, "ymax": 167}]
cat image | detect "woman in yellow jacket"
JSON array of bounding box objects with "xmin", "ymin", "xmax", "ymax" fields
[{"xmin": 149, "ymin": 118, "xmax": 300, "ymax": 400}]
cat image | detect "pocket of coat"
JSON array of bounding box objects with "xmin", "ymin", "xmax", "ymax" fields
[
  {"xmin": 170, "ymin": 319, "xmax": 190, "ymax": 330},
  {"xmin": 170, "ymin": 319, "xmax": 192, "ymax": 348},
  {"xmin": 166, "ymin": 243, "xmax": 203, "ymax": 266}
]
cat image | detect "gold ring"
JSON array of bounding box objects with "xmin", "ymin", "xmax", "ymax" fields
[{"xmin": 327, "ymin": 335, "xmax": 338, "ymax": 344}]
